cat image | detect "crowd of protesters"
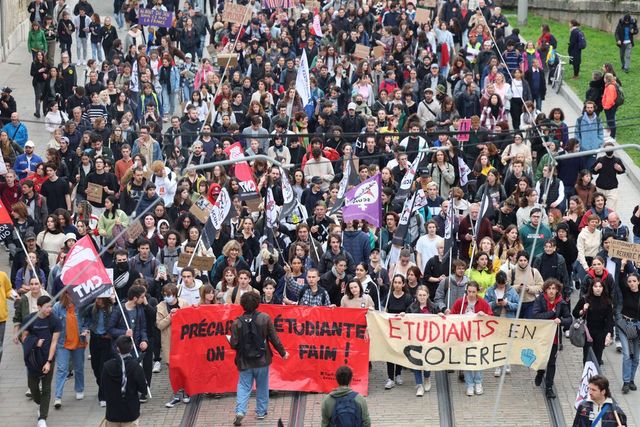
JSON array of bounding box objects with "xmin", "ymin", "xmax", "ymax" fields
[{"xmin": 0, "ymin": 0, "xmax": 638, "ymax": 425}]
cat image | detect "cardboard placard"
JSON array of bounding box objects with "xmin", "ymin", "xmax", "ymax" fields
[
  {"xmin": 421, "ymin": 0, "xmax": 437, "ymax": 8},
  {"xmin": 353, "ymin": 44, "xmax": 370, "ymax": 59},
  {"xmin": 222, "ymin": 3, "xmax": 252, "ymax": 25},
  {"xmin": 190, "ymin": 197, "xmax": 213, "ymax": 224},
  {"xmin": 206, "ymin": 44, "xmax": 216, "ymax": 55},
  {"xmin": 86, "ymin": 182, "xmax": 104, "ymax": 204},
  {"xmin": 414, "ymin": 8, "xmax": 431, "ymax": 25},
  {"xmin": 126, "ymin": 220, "xmax": 144, "ymax": 241},
  {"xmin": 244, "ymin": 196, "xmax": 262, "ymax": 211},
  {"xmin": 138, "ymin": 9, "xmax": 174, "ymax": 28},
  {"xmin": 177, "ymin": 252, "xmax": 215, "ymax": 271},
  {"xmin": 608, "ymin": 239, "xmax": 640, "ymax": 264},
  {"xmin": 305, "ymin": 0, "xmax": 320, "ymax": 10},
  {"xmin": 372, "ymin": 45, "xmax": 385, "ymax": 58},
  {"xmin": 217, "ymin": 53, "xmax": 238, "ymax": 68}
]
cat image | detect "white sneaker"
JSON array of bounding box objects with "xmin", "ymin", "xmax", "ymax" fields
[
  {"xmin": 76, "ymin": 392, "xmax": 84, "ymax": 400},
  {"xmin": 475, "ymin": 384, "xmax": 484, "ymax": 395},
  {"xmin": 494, "ymin": 367, "xmax": 502, "ymax": 377},
  {"xmin": 395, "ymin": 375, "xmax": 403, "ymax": 385},
  {"xmin": 384, "ymin": 379, "xmax": 395, "ymax": 389},
  {"xmin": 26, "ymin": 389, "xmax": 32, "ymax": 398},
  {"xmin": 616, "ymin": 341, "xmax": 622, "ymax": 352},
  {"xmin": 153, "ymin": 361, "xmax": 162, "ymax": 373},
  {"xmin": 37, "ymin": 420, "xmax": 47, "ymax": 427},
  {"xmin": 505, "ymin": 365, "xmax": 511, "ymax": 374},
  {"xmin": 415, "ymin": 384, "xmax": 424, "ymax": 396},
  {"xmin": 424, "ymin": 377, "xmax": 432, "ymax": 392},
  {"xmin": 53, "ymin": 398, "xmax": 61, "ymax": 409},
  {"xmin": 564, "ymin": 330, "xmax": 570, "ymax": 338},
  {"xmin": 466, "ymin": 386, "xmax": 474, "ymax": 396},
  {"xmin": 99, "ymin": 401, "xmax": 106, "ymax": 407}
]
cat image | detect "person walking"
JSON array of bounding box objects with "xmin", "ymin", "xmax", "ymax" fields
[
  {"xmin": 21, "ymin": 295, "xmax": 61, "ymax": 427},
  {"xmin": 573, "ymin": 375, "xmax": 627, "ymax": 426},
  {"xmin": 230, "ymin": 292, "xmax": 289, "ymax": 426},
  {"xmin": 320, "ymin": 365, "xmax": 371, "ymax": 427},
  {"xmin": 591, "ymin": 143, "xmax": 626, "ymax": 211},
  {"xmin": 601, "ymin": 73, "xmax": 620, "ymax": 142},
  {"xmin": 0, "ymin": 271, "xmax": 15, "ymax": 367},
  {"xmin": 616, "ymin": 272, "xmax": 640, "ymax": 394},
  {"xmin": 615, "ymin": 12, "xmax": 638, "ymax": 73},
  {"xmin": 573, "ymin": 280, "xmax": 614, "ymax": 366},
  {"xmin": 101, "ymin": 335, "xmax": 147, "ymax": 427},
  {"xmin": 533, "ymin": 278, "xmax": 572, "ymax": 398},
  {"xmin": 568, "ymin": 20, "xmax": 586, "ymax": 79}
]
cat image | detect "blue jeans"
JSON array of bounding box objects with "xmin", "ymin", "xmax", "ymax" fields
[
  {"xmin": 534, "ymin": 95, "xmax": 543, "ymax": 111},
  {"xmin": 55, "ymin": 347, "xmax": 85, "ymax": 399},
  {"xmin": 76, "ymin": 37, "xmax": 88, "ymax": 63},
  {"xmin": 91, "ymin": 42, "xmax": 104, "ymax": 62},
  {"xmin": 464, "ymin": 371, "xmax": 483, "ymax": 387},
  {"xmin": 618, "ymin": 322, "xmax": 640, "ymax": 383},
  {"xmin": 196, "ymin": 35, "xmax": 206, "ymax": 61},
  {"xmin": 605, "ymin": 108, "xmax": 617, "ymax": 138},
  {"xmin": 413, "ymin": 369, "xmax": 431, "ymax": 385},
  {"xmin": 235, "ymin": 366, "xmax": 269, "ymax": 416},
  {"xmin": 114, "ymin": 12, "xmax": 124, "ymax": 28},
  {"xmin": 633, "ymin": 236, "xmax": 640, "ymax": 244},
  {"xmin": 519, "ymin": 301, "xmax": 535, "ymax": 319},
  {"xmin": 161, "ymin": 86, "xmax": 176, "ymax": 116}
]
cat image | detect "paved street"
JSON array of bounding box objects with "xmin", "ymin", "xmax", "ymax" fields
[{"xmin": 1, "ymin": 3, "xmax": 640, "ymax": 426}]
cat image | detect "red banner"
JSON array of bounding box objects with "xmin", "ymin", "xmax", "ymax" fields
[
  {"xmin": 224, "ymin": 142, "xmax": 258, "ymax": 200},
  {"xmin": 169, "ymin": 305, "xmax": 369, "ymax": 395}
]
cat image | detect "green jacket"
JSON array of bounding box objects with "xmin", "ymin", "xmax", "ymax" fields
[
  {"xmin": 28, "ymin": 29, "xmax": 47, "ymax": 53},
  {"xmin": 320, "ymin": 386, "xmax": 371, "ymax": 427}
]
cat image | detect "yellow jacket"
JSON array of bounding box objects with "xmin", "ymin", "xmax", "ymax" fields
[{"xmin": 0, "ymin": 272, "xmax": 13, "ymax": 323}]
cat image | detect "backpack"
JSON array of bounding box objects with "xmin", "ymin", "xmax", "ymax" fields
[
  {"xmin": 548, "ymin": 34, "xmax": 558, "ymax": 49},
  {"xmin": 330, "ymin": 391, "xmax": 362, "ymax": 427},
  {"xmin": 298, "ymin": 284, "xmax": 329, "ymax": 305},
  {"xmin": 576, "ymin": 29, "xmax": 587, "ymax": 50},
  {"xmin": 238, "ymin": 311, "xmax": 266, "ymax": 359},
  {"xmin": 614, "ymin": 84, "xmax": 625, "ymax": 108}
]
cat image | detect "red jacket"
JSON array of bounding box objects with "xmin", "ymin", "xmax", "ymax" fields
[{"xmin": 451, "ymin": 296, "xmax": 494, "ymax": 315}]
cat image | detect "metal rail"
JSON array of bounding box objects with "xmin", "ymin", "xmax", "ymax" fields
[
  {"xmin": 435, "ymin": 371, "xmax": 455, "ymax": 427},
  {"xmin": 554, "ymin": 144, "xmax": 640, "ymax": 160},
  {"xmin": 544, "ymin": 386, "xmax": 566, "ymax": 427},
  {"xmin": 288, "ymin": 392, "xmax": 307, "ymax": 427},
  {"xmin": 179, "ymin": 394, "xmax": 203, "ymax": 427}
]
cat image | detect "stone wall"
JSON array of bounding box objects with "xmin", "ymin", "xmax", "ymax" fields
[{"xmin": 0, "ymin": 0, "xmax": 31, "ymax": 62}]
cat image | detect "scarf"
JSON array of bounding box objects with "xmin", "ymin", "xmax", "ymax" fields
[{"xmin": 331, "ymin": 265, "xmax": 345, "ymax": 280}]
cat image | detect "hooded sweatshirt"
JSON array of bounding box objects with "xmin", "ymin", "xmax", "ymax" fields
[
  {"xmin": 320, "ymin": 385, "xmax": 371, "ymax": 427},
  {"xmin": 101, "ymin": 353, "xmax": 147, "ymax": 422}
]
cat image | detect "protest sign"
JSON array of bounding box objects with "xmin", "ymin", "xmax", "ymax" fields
[
  {"xmin": 353, "ymin": 44, "xmax": 370, "ymax": 59},
  {"xmin": 86, "ymin": 183, "xmax": 103, "ymax": 204},
  {"xmin": 414, "ymin": 8, "xmax": 431, "ymax": 25},
  {"xmin": 190, "ymin": 197, "xmax": 212, "ymax": 224},
  {"xmin": 170, "ymin": 305, "xmax": 369, "ymax": 395},
  {"xmin": 575, "ymin": 349, "xmax": 600, "ymax": 409},
  {"xmin": 138, "ymin": 9, "xmax": 174, "ymax": 28},
  {"xmin": 217, "ymin": 53, "xmax": 238, "ymax": 68},
  {"xmin": 222, "ymin": 3, "xmax": 252, "ymax": 25},
  {"xmin": 372, "ymin": 46, "xmax": 385, "ymax": 58},
  {"xmin": 422, "ymin": 0, "xmax": 437, "ymax": 8},
  {"xmin": 125, "ymin": 220, "xmax": 143, "ymax": 241},
  {"xmin": 177, "ymin": 253, "xmax": 215, "ymax": 271},
  {"xmin": 457, "ymin": 118, "xmax": 471, "ymax": 142},
  {"xmin": 608, "ymin": 239, "xmax": 640, "ymax": 264},
  {"xmin": 367, "ymin": 312, "xmax": 557, "ymax": 371}
]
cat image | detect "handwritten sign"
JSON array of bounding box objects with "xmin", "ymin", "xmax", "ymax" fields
[
  {"xmin": 86, "ymin": 183, "xmax": 103, "ymax": 204},
  {"xmin": 306, "ymin": 0, "xmax": 320, "ymax": 10},
  {"xmin": 138, "ymin": 9, "xmax": 174, "ymax": 28},
  {"xmin": 421, "ymin": 0, "xmax": 437, "ymax": 8},
  {"xmin": 414, "ymin": 8, "xmax": 431, "ymax": 25},
  {"xmin": 353, "ymin": 44, "xmax": 370, "ymax": 59},
  {"xmin": 126, "ymin": 220, "xmax": 144, "ymax": 241},
  {"xmin": 190, "ymin": 197, "xmax": 213, "ymax": 224},
  {"xmin": 609, "ymin": 239, "xmax": 640, "ymax": 264},
  {"xmin": 222, "ymin": 3, "xmax": 252, "ymax": 25},
  {"xmin": 177, "ymin": 252, "xmax": 215, "ymax": 271},
  {"xmin": 372, "ymin": 46, "xmax": 385, "ymax": 58},
  {"xmin": 457, "ymin": 118, "xmax": 471, "ymax": 142},
  {"xmin": 217, "ymin": 53, "xmax": 238, "ymax": 68}
]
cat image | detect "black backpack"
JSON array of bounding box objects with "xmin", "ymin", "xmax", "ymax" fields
[
  {"xmin": 330, "ymin": 391, "xmax": 363, "ymax": 427},
  {"xmin": 238, "ymin": 312, "xmax": 266, "ymax": 359}
]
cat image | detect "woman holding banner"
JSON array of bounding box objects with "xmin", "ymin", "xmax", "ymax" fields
[
  {"xmin": 384, "ymin": 274, "xmax": 413, "ymax": 390},
  {"xmin": 407, "ymin": 285, "xmax": 437, "ymax": 396},
  {"xmin": 532, "ymin": 278, "xmax": 572, "ymax": 399}
]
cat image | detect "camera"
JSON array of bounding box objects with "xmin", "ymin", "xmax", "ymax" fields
[{"xmin": 268, "ymin": 256, "xmax": 275, "ymax": 265}]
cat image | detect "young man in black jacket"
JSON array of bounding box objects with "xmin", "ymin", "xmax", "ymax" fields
[{"xmin": 101, "ymin": 336, "xmax": 147, "ymax": 426}]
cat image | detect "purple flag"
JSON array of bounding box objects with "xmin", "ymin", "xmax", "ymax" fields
[{"xmin": 342, "ymin": 174, "xmax": 382, "ymax": 227}]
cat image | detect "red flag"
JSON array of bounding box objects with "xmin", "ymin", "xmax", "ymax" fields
[
  {"xmin": 60, "ymin": 236, "xmax": 112, "ymax": 306},
  {"xmin": 224, "ymin": 142, "xmax": 259, "ymax": 200},
  {"xmin": 0, "ymin": 199, "xmax": 13, "ymax": 225}
]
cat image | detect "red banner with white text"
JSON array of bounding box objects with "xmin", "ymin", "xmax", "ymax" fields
[{"xmin": 169, "ymin": 305, "xmax": 369, "ymax": 395}]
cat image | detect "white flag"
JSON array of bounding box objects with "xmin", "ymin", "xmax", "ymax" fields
[
  {"xmin": 266, "ymin": 188, "xmax": 279, "ymax": 229},
  {"xmin": 295, "ymin": 51, "xmax": 311, "ymax": 107}
]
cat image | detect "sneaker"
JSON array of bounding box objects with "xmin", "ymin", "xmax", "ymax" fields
[
  {"xmin": 384, "ymin": 379, "xmax": 395, "ymax": 389},
  {"xmin": 99, "ymin": 401, "xmax": 106, "ymax": 407},
  {"xmin": 233, "ymin": 413, "xmax": 244, "ymax": 426},
  {"xmin": 494, "ymin": 368, "xmax": 502, "ymax": 377},
  {"xmin": 546, "ymin": 388, "xmax": 556, "ymax": 399},
  {"xmin": 25, "ymin": 389, "xmax": 32, "ymax": 398},
  {"xmin": 535, "ymin": 372, "xmax": 544, "ymax": 387},
  {"xmin": 475, "ymin": 384, "xmax": 484, "ymax": 395},
  {"xmin": 256, "ymin": 413, "xmax": 267, "ymax": 420},
  {"xmin": 415, "ymin": 384, "xmax": 424, "ymax": 397},
  {"xmin": 616, "ymin": 341, "xmax": 622, "ymax": 353},
  {"xmin": 564, "ymin": 330, "xmax": 570, "ymax": 338},
  {"xmin": 424, "ymin": 377, "xmax": 432, "ymax": 392},
  {"xmin": 395, "ymin": 375, "xmax": 403, "ymax": 385},
  {"xmin": 153, "ymin": 361, "xmax": 162, "ymax": 373},
  {"xmin": 182, "ymin": 394, "xmax": 191, "ymax": 404},
  {"xmin": 165, "ymin": 397, "xmax": 181, "ymax": 408},
  {"xmin": 505, "ymin": 365, "xmax": 511, "ymax": 374},
  {"xmin": 139, "ymin": 395, "xmax": 148, "ymax": 403},
  {"xmin": 622, "ymin": 383, "xmax": 630, "ymax": 394},
  {"xmin": 54, "ymin": 398, "xmax": 62, "ymax": 409},
  {"xmin": 629, "ymin": 382, "xmax": 637, "ymax": 391},
  {"xmin": 466, "ymin": 386, "xmax": 474, "ymax": 396},
  {"xmin": 37, "ymin": 420, "xmax": 47, "ymax": 427},
  {"xmin": 75, "ymin": 392, "xmax": 84, "ymax": 400}
]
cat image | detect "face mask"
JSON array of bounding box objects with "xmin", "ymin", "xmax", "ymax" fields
[
  {"xmin": 356, "ymin": 100, "xmax": 363, "ymax": 105},
  {"xmin": 116, "ymin": 261, "xmax": 128, "ymax": 270},
  {"xmin": 164, "ymin": 295, "xmax": 176, "ymax": 304}
]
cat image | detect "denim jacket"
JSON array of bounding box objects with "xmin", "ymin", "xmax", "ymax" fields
[{"xmin": 52, "ymin": 302, "xmax": 89, "ymax": 347}]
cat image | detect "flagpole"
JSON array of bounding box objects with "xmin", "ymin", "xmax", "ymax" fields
[
  {"xmin": 114, "ymin": 295, "xmax": 153, "ymax": 399},
  {"xmin": 14, "ymin": 230, "xmax": 39, "ymax": 282}
]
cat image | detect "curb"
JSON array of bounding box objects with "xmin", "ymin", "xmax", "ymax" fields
[{"xmin": 559, "ymin": 83, "xmax": 640, "ymax": 189}]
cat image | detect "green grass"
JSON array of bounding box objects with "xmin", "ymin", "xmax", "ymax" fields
[{"xmin": 505, "ymin": 11, "xmax": 640, "ymax": 165}]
